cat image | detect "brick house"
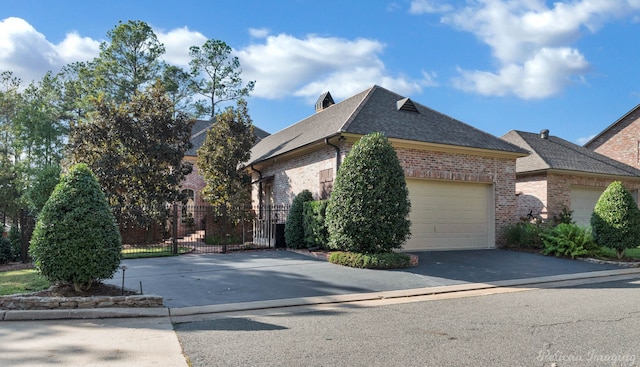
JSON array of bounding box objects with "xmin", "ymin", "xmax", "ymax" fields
[
  {"xmin": 178, "ymin": 119, "xmax": 270, "ymax": 236},
  {"xmin": 501, "ymin": 129, "xmax": 640, "ymax": 227},
  {"xmin": 584, "ymin": 104, "xmax": 640, "ymax": 170},
  {"xmin": 246, "ymin": 85, "xmax": 529, "ymax": 250}
]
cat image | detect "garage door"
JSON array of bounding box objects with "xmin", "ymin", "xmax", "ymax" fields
[
  {"xmin": 405, "ymin": 179, "xmax": 494, "ymax": 251},
  {"xmin": 570, "ymin": 186, "xmax": 604, "ymax": 227}
]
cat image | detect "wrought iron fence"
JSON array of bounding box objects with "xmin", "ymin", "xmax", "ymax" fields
[{"xmin": 121, "ymin": 204, "xmax": 291, "ymax": 256}]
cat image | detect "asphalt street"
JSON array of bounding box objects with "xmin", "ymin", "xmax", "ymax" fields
[{"xmin": 174, "ymin": 277, "xmax": 640, "ymax": 367}]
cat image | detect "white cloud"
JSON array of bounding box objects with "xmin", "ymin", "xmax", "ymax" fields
[
  {"xmin": 56, "ymin": 32, "xmax": 100, "ymax": 64},
  {"xmin": 236, "ymin": 33, "xmax": 434, "ymax": 101},
  {"xmin": 409, "ymin": 0, "xmax": 453, "ymax": 14},
  {"xmin": 156, "ymin": 26, "xmax": 207, "ymax": 67},
  {"xmin": 249, "ymin": 28, "xmax": 270, "ymax": 39},
  {"xmin": 0, "ymin": 17, "xmax": 63, "ymax": 83},
  {"xmin": 420, "ymin": 0, "xmax": 640, "ymax": 99},
  {"xmin": 453, "ymin": 47, "xmax": 589, "ymax": 99}
]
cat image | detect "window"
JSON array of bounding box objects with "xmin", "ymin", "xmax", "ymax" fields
[{"xmin": 319, "ymin": 168, "xmax": 333, "ymax": 199}]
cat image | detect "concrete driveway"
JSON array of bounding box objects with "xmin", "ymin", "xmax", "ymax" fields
[{"xmin": 104, "ymin": 249, "xmax": 624, "ymax": 308}]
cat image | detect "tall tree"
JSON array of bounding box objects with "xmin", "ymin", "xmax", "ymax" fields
[
  {"xmin": 59, "ymin": 61, "xmax": 97, "ymax": 126},
  {"xmin": 14, "ymin": 72, "xmax": 67, "ymax": 170},
  {"xmin": 94, "ymin": 20, "xmax": 165, "ymax": 103},
  {"xmin": 0, "ymin": 71, "xmax": 22, "ymax": 161},
  {"xmin": 67, "ymin": 82, "xmax": 194, "ymax": 228},
  {"xmin": 197, "ymin": 99, "xmax": 255, "ymax": 210},
  {"xmin": 0, "ymin": 71, "xmax": 23, "ymax": 223},
  {"xmin": 189, "ymin": 39, "xmax": 255, "ymax": 119},
  {"xmin": 161, "ymin": 64, "xmax": 195, "ymax": 118}
]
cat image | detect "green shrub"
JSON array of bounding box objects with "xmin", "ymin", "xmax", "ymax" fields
[
  {"xmin": 0, "ymin": 237, "xmax": 12, "ymax": 264},
  {"xmin": 503, "ymin": 222, "xmax": 545, "ymax": 249},
  {"xmin": 591, "ymin": 181, "xmax": 640, "ymax": 259},
  {"xmin": 326, "ymin": 132, "xmax": 411, "ymax": 254},
  {"xmin": 29, "ymin": 163, "xmax": 122, "ymax": 292},
  {"xmin": 553, "ymin": 207, "xmax": 574, "ymax": 225},
  {"xmin": 540, "ymin": 223, "xmax": 600, "ymax": 259},
  {"xmin": 205, "ymin": 234, "xmax": 241, "ymax": 245},
  {"xmin": 8, "ymin": 226, "xmax": 21, "ymax": 262},
  {"xmin": 328, "ymin": 251, "xmax": 411, "ymax": 269},
  {"xmin": 23, "ymin": 164, "xmax": 61, "ymax": 216},
  {"xmin": 303, "ymin": 200, "xmax": 329, "ymax": 249},
  {"xmin": 285, "ymin": 190, "xmax": 314, "ymax": 249}
]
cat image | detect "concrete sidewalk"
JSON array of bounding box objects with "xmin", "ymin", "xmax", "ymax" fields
[{"xmin": 0, "ymin": 316, "xmax": 188, "ymax": 367}]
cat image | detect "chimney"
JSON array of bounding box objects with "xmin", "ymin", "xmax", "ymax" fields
[
  {"xmin": 540, "ymin": 129, "xmax": 549, "ymax": 139},
  {"xmin": 315, "ymin": 91, "xmax": 335, "ymax": 112}
]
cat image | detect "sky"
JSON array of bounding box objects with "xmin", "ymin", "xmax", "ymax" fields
[{"xmin": 2, "ymin": 0, "xmax": 640, "ymax": 145}]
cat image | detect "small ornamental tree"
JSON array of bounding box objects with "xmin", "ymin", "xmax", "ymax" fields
[
  {"xmin": 30, "ymin": 163, "xmax": 122, "ymax": 291},
  {"xmin": 591, "ymin": 181, "xmax": 640, "ymax": 259},
  {"xmin": 285, "ymin": 190, "xmax": 314, "ymax": 248},
  {"xmin": 326, "ymin": 132, "xmax": 411, "ymax": 254}
]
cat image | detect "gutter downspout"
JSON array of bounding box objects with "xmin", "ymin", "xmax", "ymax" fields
[{"xmin": 325, "ymin": 137, "xmax": 341, "ymax": 172}]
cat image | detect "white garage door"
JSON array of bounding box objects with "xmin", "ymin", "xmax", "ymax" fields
[
  {"xmin": 405, "ymin": 179, "xmax": 494, "ymax": 251},
  {"xmin": 570, "ymin": 186, "xmax": 604, "ymax": 227}
]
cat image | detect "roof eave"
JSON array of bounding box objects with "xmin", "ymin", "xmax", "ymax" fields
[{"xmin": 517, "ymin": 168, "xmax": 640, "ymax": 181}]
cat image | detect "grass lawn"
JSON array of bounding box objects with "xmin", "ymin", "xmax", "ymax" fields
[
  {"xmin": 121, "ymin": 246, "xmax": 191, "ymax": 259},
  {"xmin": 0, "ymin": 269, "xmax": 50, "ymax": 296},
  {"xmin": 599, "ymin": 246, "xmax": 640, "ymax": 260}
]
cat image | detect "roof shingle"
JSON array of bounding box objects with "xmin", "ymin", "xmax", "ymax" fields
[
  {"xmin": 249, "ymin": 85, "xmax": 527, "ymax": 165},
  {"xmin": 501, "ymin": 130, "xmax": 640, "ymax": 177}
]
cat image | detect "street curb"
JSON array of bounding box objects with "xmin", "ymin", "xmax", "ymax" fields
[
  {"xmin": 168, "ymin": 267, "xmax": 640, "ymax": 317},
  {"xmin": 1, "ymin": 307, "xmax": 169, "ymax": 321},
  {"xmin": 4, "ymin": 267, "xmax": 640, "ymax": 321}
]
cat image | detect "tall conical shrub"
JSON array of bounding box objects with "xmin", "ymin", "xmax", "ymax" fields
[
  {"xmin": 30, "ymin": 163, "xmax": 122, "ymax": 291},
  {"xmin": 285, "ymin": 190, "xmax": 314, "ymax": 248},
  {"xmin": 591, "ymin": 181, "xmax": 640, "ymax": 259},
  {"xmin": 326, "ymin": 132, "xmax": 411, "ymax": 254}
]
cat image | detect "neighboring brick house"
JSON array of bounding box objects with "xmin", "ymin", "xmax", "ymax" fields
[
  {"xmin": 178, "ymin": 119, "xmax": 270, "ymax": 236},
  {"xmin": 501, "ymin": 129, "xmax": 640, "ymax": 227},
  {"xmin": 182, "ymin": 119, "xmax": 270, "ymax": 208},
  {"xmin": 246, "ymin": 85, "xmax": 529, "ymax": 250},
  {"xmin": 584, "ymin": 104, "xmax": 640, "ymax": 170}
]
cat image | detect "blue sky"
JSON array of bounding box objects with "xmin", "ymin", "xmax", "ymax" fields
[{"xmin": 2, "ymin": 0, "xmax": 640, "ymax": 145}]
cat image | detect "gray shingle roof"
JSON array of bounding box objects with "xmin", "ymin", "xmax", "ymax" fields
[
  {"xmin": 501, "ymin": 130, "xmax": 640, "ymax": 177},
  {"xmin": 186, "ymin": 119, "xmax": 271, "ymax": 157},
  {"xmin": 249, "ymin": 85, "xmax": 528, "ymax": 165}
]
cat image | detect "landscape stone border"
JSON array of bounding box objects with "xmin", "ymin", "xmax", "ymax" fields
[{"xmin": 0, "ymin": 294, "xmax": 163, "ymax": 310}]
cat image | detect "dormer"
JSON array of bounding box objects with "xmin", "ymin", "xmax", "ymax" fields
[{"xmin": 315, "ymin": 91, "xmax": 335, "ymax": 112}]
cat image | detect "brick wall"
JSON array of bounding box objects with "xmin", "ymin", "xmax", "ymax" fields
[
  {"xmin": 181, "ymin": 157, "xmax": 208, "ymax": 207},
  {"xmin": 515, "ymin": 174, "xmax": 548, "ymax": 220},
  {"xmin": 251, "ymin": 142, "xmax": 520, "ymax": 246},
  {"xmin": 516, "ymin": 171, "xmax": 640, "ymax": 224},
  {"xmin": 588, "ymin": 112, "xmax": 640, "ymax": 169}
]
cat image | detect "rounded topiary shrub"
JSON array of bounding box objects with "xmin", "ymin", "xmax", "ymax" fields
[
  {"xmin": 30, "ymin": 163, "xmax": 122, "ymax": 291},
  {"xmin": 285, "ymin": 190, "xmax": 314, "ymax": 248},
  {"xmin": 591, "ymin": 181, "xmax": 640, "ymax": 259},
  {"xmin": 326, "ymin": 132, "xmax": 411, "ymax": 254}
]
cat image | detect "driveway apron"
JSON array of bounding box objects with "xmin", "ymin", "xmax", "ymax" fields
[{"xmin": 104, "ymin": 249, "xmax": 624, "ymax": 308}]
